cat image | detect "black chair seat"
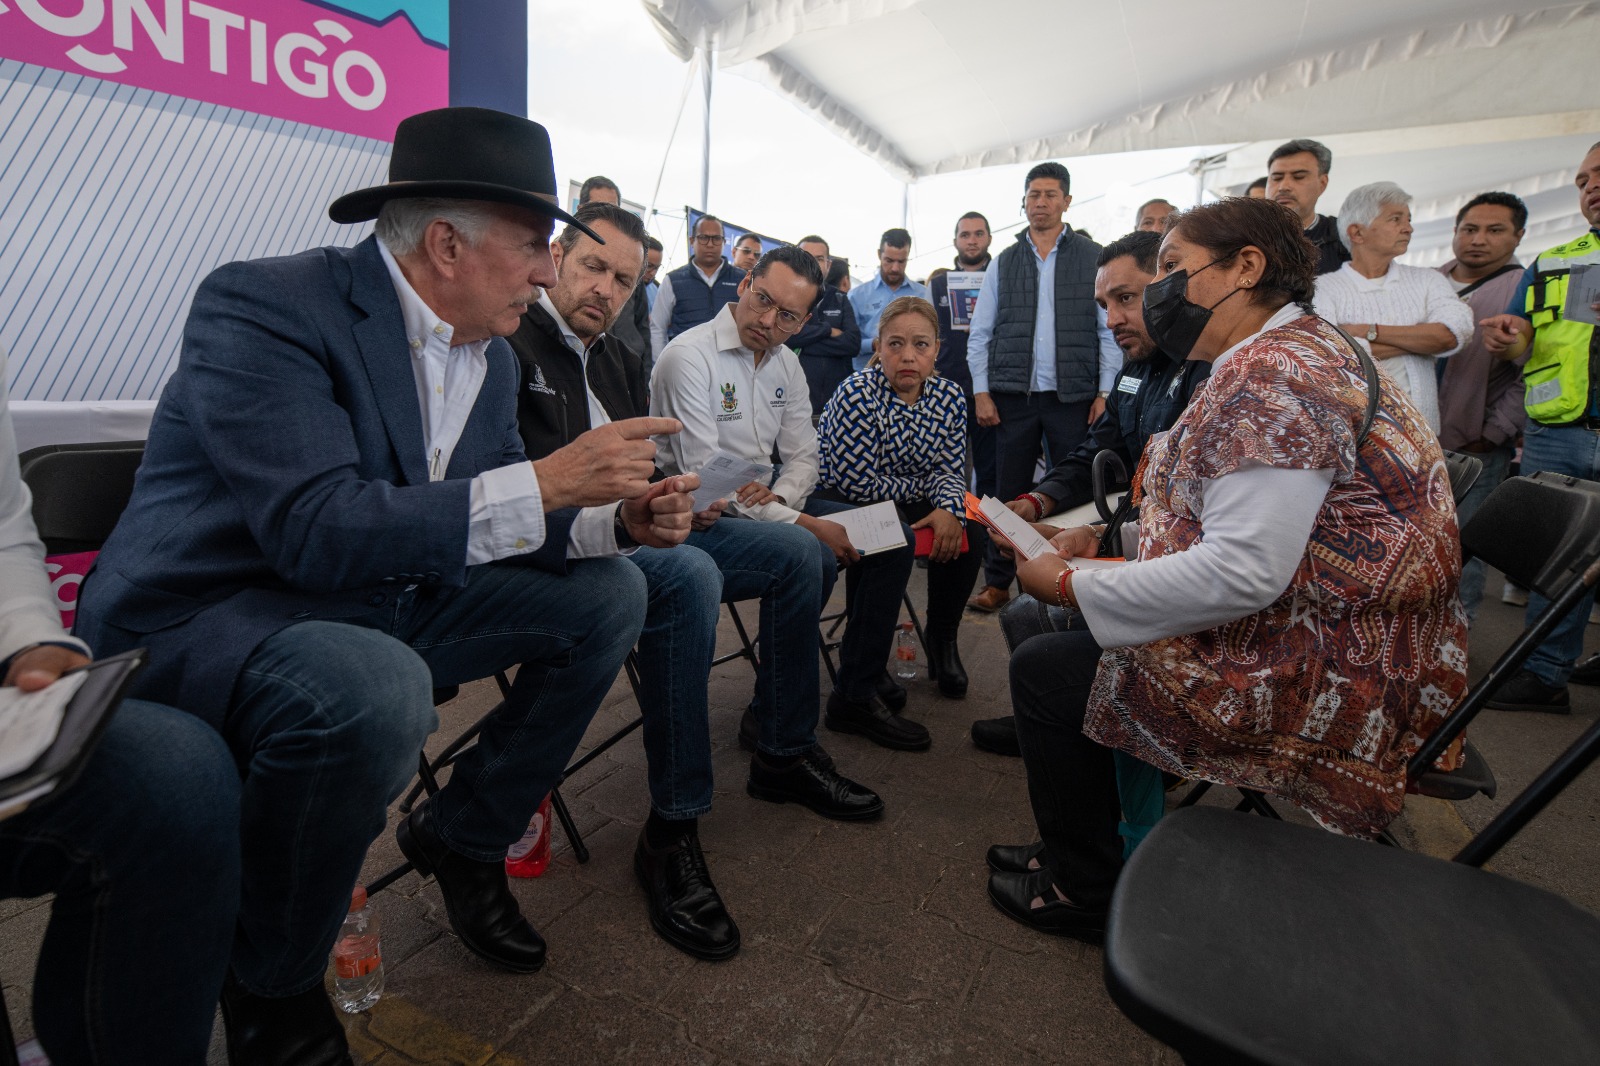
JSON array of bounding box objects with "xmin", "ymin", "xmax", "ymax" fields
[
  {"xmin": 1413, "ymin": 736, "xmax": 1497, "ymax": 801},
  {"xmin": 1104, "ymin": 807, "xmax": 1600, "ymax": 1066}
]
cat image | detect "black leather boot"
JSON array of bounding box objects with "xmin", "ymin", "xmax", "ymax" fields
[{"xmin": 927, "ymin": 636, "xmax": 968, "ymax": 698}]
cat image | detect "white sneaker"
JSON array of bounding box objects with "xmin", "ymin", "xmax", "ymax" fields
[{"xmin": 1502, "ymin": 582, "xmax": 1529, "ymax": 607}]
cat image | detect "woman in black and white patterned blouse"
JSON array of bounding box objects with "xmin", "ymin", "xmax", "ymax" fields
[{"xmin": 815, "ymin": 296, "xmax": 986, "ymax": 699}]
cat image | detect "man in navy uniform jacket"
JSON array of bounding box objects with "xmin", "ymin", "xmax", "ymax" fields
[{"xmin": 75, "ymin": 108, "xmax": 698, "ymax": 1066}]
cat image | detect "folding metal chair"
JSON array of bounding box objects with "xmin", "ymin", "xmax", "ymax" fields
[{"xmin": 1102, "ymin": 471, "xmax": 1600, "ymax": 1064}]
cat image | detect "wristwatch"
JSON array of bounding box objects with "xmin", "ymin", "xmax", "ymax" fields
[
  {"xmin": 613, "ymin": 503, "xmax": 638, "ymax": 549},
  {"xmin": 1365, "ymin": 325, "xmax": 1379, "ymax": 343}
]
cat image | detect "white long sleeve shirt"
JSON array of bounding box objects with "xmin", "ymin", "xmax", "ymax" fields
[
  {"xmin": 1072, "ymin": 302, "xmax": 1337, "ymax": 647},
  {"xmin": 0, "ymin": 347, "xmax": 90, "ymax": 661},
  {"xmin": 1312, "ymin": 261, "xmax": 1474, "ymax": 432},
  {"xmin": 649, "ymin": 306, "xmax": 818, "ymax": 523},
  {"xmin": 378, "ymin": 241, "xmax": 618, "ymax": 561}
]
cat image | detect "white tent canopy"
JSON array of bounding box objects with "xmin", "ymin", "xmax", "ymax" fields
[{"xmin": 644, "ymin": 0, "xmax": 1600, "ymax": 262}]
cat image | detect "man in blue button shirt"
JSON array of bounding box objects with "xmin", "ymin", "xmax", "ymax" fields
[
  {"xmin": 850, "ymin": 228, "xmax": 928, "ymax": 371},
  {"xmin": 965, "ymin": 162, "xmax": 1122, "ymax": 612}
]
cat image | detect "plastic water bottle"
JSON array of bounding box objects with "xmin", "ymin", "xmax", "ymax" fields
[
  {"xmin": 894, "ymin": 621, "xmax": 918, "ymax": 680},
  {"xmin": 332, "ymin": 886, "xmax": 383, "ymax": 1013},
  {"xmin": 506, "ymin": 794, "xmax": 553, "ymax": 878}
]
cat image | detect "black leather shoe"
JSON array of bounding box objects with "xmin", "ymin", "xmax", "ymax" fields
[
  {"xmin": 987, "ymin": 868, "xmax": 1107, "ymax": 943},
  {"xmin": 220, "ymin": 974, "xmax": 352, "ymax": 1066},
  {"xmin": 1572, "ymin": 652, "xmax": 1600, "ymax": 687},
  {"xmin": 396, "ymin": 801, "xmax": 547, "ymax": 972},
  {"xmin": 927, "ymin": 637, "xmax": 968, "ymax": 698},
  {"xmin": 824, "ymin": 690, "xmax": 931, "ymax": 751},
  {"xmin": 986, "ymin": 840, "xmax": 1045, "ymax": 874},
  {"xmin": 875, "ymin": 671, "xmax": 908, "ymax": 712},
  {"xmin": 747, "ymin": 748, "xmax": 885, "ymax": 821},
  {"xmin": 1484, "ymin": 669, "xmax": 1572, "ymax": 714},
  {"xmin": 970, "ymin": 715, "xmax": 1021, "ymax": 757},
  {"xmin": 633, "ymin": 828, "xmax": 740, "ymax": 961}
]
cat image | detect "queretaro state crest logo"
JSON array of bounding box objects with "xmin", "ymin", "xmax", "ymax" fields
[{"xmin": 720, "ymin": 382, "xmax": 738, "ymax": 413}]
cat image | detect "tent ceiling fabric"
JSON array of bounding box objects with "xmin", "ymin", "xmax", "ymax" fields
[{"xmin": 642, "ymin": 0, "xmax": 1600, "ymax": 183}]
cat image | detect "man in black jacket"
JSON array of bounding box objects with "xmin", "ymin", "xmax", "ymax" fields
[
  {"xmin": 507, "ymin": 202, "xmax": 883, "ymax": 962},
  {"xmin": 577, "ymin": 175, "xmax": 652, "ymax": 374},
  {"xmin": 789, "ymin": 235, "xmax": 861, "ymax": 414},
  {"xmin": 968, "ymin": 230, "xmax": 1211, "ymax": 756},
  {"xmin": 1265, "ymin": 139, "xmax": 1350, "ymax": 275}
]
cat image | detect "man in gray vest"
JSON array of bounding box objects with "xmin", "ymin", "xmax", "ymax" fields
[
  {"xmin": 650, "ymin": 214, "xmax": 746, "ymax": 356},
  {"xmin": 965, "ymin": 162, "xmax": 1122, "ymax": 612}
]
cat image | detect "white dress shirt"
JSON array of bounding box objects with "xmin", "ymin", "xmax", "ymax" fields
[
  {"xmin": 1312, "ymin": 261, "xmax": 1474, "ymax": 432},
  {"xmin": 377, "ymin": 241, "xmax": 618, "ymax": 562},
  {"xmin": 650, "ymin": 306, "xmax": 817, "ymax": 523}
]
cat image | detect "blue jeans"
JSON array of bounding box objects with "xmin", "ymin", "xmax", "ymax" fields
[
  {"xmin": 804, "ymin": 497, "xmax": 916, "ymax": 702},
  {"xmin": 1456, "ymin": 444, "xmax": 1514, "ymax": 623},
  {"xmin": 1520, "ymin": 422, "xmax": 1600, "ymax": 685},
  {"xmin": 687, "ymin": 518, "xmax": 830, "ymax": 755},
  {"xmin": 0, "ymin": 699, "xmax": 240, "ymax": 1066},
  {"xmin": 225, "ymin": 558, "xmax": 644, "ymax": 996},
  {"xmin": 629, "ymin": 545, "xmax": 723, "ymax": 819}
]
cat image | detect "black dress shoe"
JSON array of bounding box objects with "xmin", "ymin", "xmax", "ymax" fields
[
  {"xmin": 986, "ymin": 839, "xmax": 1044, "ymax": 874},
  {"xmin": 1484, "ymin": 669, "xmax": 1572, "ymax": 714},
  {"xmin": 747, "ymin": 748, "xmax": 885, "ymax": 821},
  {"xmin": 987, "ymin": 868, "xmax": 1107, "ymax": 943},
  {"xmin": 220, "ymin": 973, "xmax": 352, "ymax": 1066},
  {"xmin": 927, "ymin": 637, "xmax": 969, "ymax": 698},
  {"xmin": 396, "ymin": 801, "xmax": 547, "ymax": 972},
  {"xmin": 824, "ymin": 690, "xmax": 931, "ymax": 751},
  {"xmin": 633, "ymin": 828, "xmax": 740, "ymax": 961},
  {"xmin": 874, "ymin": 672, "xmax": 908, "ymax": 712},
  {"xmin": 1572, "ymin": 652, "xmax": 1600, "ymax": 687},
  {"xmin": 970, "ymin": 715, "xmax": 1021, "ymax": 757}
]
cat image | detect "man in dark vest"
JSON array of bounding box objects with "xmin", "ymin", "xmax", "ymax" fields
[
  {"xmin": 578, "ymin": 174, "xmax": 652, "ymax": 378},
  {"xmin": 649, "ymin": 213, "xmax": 745, "ymax": 357},
  {"xmin": 789, "ymin": 234, "xmax": 861, "ymax": 414},
  {"xmin": 967, "ymin": 229, "xmax": 1211, "ymax": 756},
  {"xmin": 1266, "ymin": 138, "xmax": 1350, "ymax": 276},
  {"xmin": 965, "ymin": 162, "xmax": 1122, "ymax": 613}
]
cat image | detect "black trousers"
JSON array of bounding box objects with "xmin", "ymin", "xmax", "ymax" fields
[
  {"xmin": 984, "ymin": 391, "xmax": 1091, "ymax": 588},
  {"xmin": 899, "ymin": 499, "xmax": 986, "ymax": 639},
  {"xmin": 1010, "ymin": 628, "xmax": 1124, "ymax": 909}
]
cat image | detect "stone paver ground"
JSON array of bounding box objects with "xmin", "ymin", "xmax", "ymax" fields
[{"xmin": 1, "ymin": 569, "xmax": 1595, "ymax": 1064}]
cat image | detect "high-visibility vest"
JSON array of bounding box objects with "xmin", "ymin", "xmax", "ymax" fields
[{"xmin": 1523, "ymin": 230, "xmax": 1599, "ymax": 424}]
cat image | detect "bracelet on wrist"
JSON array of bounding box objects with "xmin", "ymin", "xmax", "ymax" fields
[
  {"xmin": 1055, "ymin": 568, "xmax": 1075, "ymax": 610},
  {"xmin": 1015, "ymin": 492, "xmax": 1048, "ymax": 520}
]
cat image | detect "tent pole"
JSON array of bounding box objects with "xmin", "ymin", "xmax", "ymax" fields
[
  {"xmin": 901, "ymin": 182, "xmax": 910, "ymax": 228},
  {"xmin": 700, "ymin": 39, "xmax": 716, "ymax": 212}
]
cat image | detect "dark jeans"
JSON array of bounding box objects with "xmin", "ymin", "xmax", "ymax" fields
[
  {"xmin": 900, "ymin": 499, "xmax": 986, "ymax": 639},
  {"xmin": 804, "ymin": 496, "xmax": 915, "ymax": 702},
  {"xmin": 1010, "ymin": 629, "xmax": 1123, "ymax": 909},
  {"xmin": 225, "ymin": 558, "xmax": 645, "ymax": 997},
  {"xmin": 687, "ymin": 518, "xmax": 833, "ymax": 755},
  {"xmin": 984, "ymin": 391, "xmax": 1092, "ymax": 589},
  {"xmin": 1520, "ymin": 421, "xmax": 1600, "ymax": 685},
  {"xmin": 0, "ymin": 699, "xmax": 240, "ymax": 1066}
]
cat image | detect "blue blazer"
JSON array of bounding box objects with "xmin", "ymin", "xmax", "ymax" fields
[{"xmin": 76, "ymin": 237, "xmax": 575, "ymax": 726}]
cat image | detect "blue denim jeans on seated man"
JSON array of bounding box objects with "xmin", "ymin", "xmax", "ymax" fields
[
  {"xmin": 628, "ymin": 543, "xmax": 723, "ymax": 819},
  {"xmin": 0, "ymin": 698, "xmax": 241, "ymax": 1066},
  {"xmin": 1520, "ymin": 422, "xmax": 1600, "ymax": 685},
  {"xmin": 803, "ymin": 497, "xmax": 916, "ymax": 703},
  {"xmin": 224, "ymin": 557, "xmax": 644, "ymax": 998},
  {"xmin": 686, "ymin": 517, "xmax": 832, "ymax": 756}
]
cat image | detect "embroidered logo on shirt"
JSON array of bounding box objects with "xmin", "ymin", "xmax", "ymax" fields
[
  {"xmin": 721, "ymin": 382, "xmax": 739, "ymax": 413},
  {"xmin": 527, "ymin": 363, "xmax": 556, "ymax": 396}
]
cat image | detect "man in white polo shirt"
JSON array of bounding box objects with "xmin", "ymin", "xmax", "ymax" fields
[{"xmin": 651, "ymin": 245, "xmax": 891, "ymax": 818}]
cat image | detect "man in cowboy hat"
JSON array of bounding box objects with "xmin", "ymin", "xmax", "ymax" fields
[{"xmin": 75, "ymin": 106, "xmax": 697, "ymax": 1066}]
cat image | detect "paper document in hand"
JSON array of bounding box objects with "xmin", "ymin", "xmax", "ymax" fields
[
  {"xmin": 692, "ymin": 451, "xmax": 773, "ymax": 511},
  {"xmin": 973, "ymin": 496, "xmax": 1056, "ymax": 561},
  {"xmin": 826, "ymin": 501, "xmax": 910, "ymax": 555},
  {"xmin": 1564, "ymin": 263, "xmax": 1600, "ymax": 327},
  {"xmin": 0, "ymin": 671, "xmax": 87, "ymax": 780}
]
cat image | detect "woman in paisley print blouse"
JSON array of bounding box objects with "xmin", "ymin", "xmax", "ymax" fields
[
  {"xmin": 815, "ymin": 297, "xmax": 987, "ymax": 703},
  {"xmin": 985, "ymin": 198, "xmax": 1468, "ymax": 943}
]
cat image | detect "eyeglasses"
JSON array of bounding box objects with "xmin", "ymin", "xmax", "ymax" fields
[
  {"xmin": 747, "ymin": 287, "xmax": 806, "ymax": 333},
  {"xmin": 693, "ymin": 233, "xmax": 726, "ymax": 244}
]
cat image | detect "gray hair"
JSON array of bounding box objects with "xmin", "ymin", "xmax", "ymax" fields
[
  {"xmin": 1268, "ymin": 138, "xmax": 1333, "ymax": 175},
  {"xmin": 1337, "ymin": 181, "xmax": 1412, "ymax": 251},
  {"xmin": 374, "ymin": 197, "xmax": 498, "ymax": 256}
]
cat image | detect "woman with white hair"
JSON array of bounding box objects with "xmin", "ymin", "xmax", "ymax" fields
[{"xmin": 1314, "ymin": 181, "xmax": 1474, "ymax": 431}]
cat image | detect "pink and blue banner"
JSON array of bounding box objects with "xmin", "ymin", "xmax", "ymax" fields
[{"xmin": 0, "ymin": 0, "xmax": 447, "ymax": 141}]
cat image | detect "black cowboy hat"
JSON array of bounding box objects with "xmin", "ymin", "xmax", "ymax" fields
[{"xmin": 328, "ymin": 106, "xmax": 603, "ymax": 243}]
